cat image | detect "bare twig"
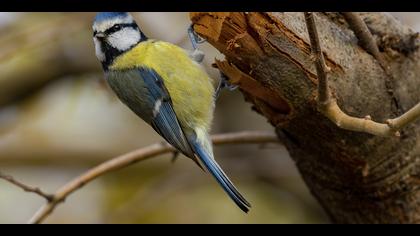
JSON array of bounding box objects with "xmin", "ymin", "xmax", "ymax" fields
[
  {"xmin": 321, "ymin": 101, "xmax": 420, "ymax": 136},
  {"xmin": 304, "ymin": 12, "xmax": 330, "ymax": 105},
  {"xmin": 341, "ymin": 12, "xmax": 402, "ymax": 116},
  {"xmin": 341, "ymin": 12, "xmax": 389, "ymax": 73},
  {"xmin": 0, "ymin": 172, "xmax": 54, "ymax": 202},
  {"xmin": 304, "ymin": 12, "xmax": 420, "ymax": 137},
  {"xmin": 28, "ymin": 131, "xmax": 279, "ymax": 224}
]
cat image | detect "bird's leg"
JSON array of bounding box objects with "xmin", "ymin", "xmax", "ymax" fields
[
  {"xmin": 188, "ymin": 24, "xmax": 206, "ymax": 63},
  {"xmin": 188, "ymin": 24, "xmax": 206, "ymax": 50},
  {"xmin": 214, "ymin": 72, "xmax": 238, "ymax": 100},
  {"xmin": 187, "ymin": 24, "xmax": 238, "ymax": 99}
]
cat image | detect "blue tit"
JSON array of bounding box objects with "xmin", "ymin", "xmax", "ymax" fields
[{"xmin": 92, "ymin": 12, "xmax": 250, "ymax": 212}]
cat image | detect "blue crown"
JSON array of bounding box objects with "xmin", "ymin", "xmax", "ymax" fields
[{"xmin": 94, "ymin": 12, "xmax": 129, "ymax": 22}]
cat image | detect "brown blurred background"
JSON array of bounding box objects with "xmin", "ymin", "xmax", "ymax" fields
[{"xmin": 0, "ymin": 12, "xmax": 417, "ymax": 224}]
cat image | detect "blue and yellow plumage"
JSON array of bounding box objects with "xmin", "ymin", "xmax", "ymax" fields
[{"xmin": 93, "ymin": 12, "xmax": 250, "ymax": 212}]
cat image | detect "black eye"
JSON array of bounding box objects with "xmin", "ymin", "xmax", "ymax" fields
[
  {"xmin": 104, "ymin": 24, "xmax": 126, "ymax": 35},
  {"xmin": 113, "ymin": 24, "xmax": 121, "ymax": 31}
]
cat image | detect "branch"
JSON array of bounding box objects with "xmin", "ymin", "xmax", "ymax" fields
[
  {"xmin": 304, "ymin": 12, "xmax": 331, "ymax": 105},
  {"xmin": 304, "ymin": 12, "xmax": 420, "ymax": 136},
  {"xmin": 341, "ymin": 12, "xmax": 402, "ymax": 115},
  {"xmin": 28, "ymin": 131, "xmax": 279, "ymax": 224},
  {"xmin": 341, "ymin": 12, "xmax": 390, "ymax": 74},
  {"xmin": 0, "ymin": 172, "xmax": 54, "ymax": 202}
]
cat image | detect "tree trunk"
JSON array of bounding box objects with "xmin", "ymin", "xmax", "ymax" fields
[{"xmin": 190, "ymin": 12, "xmax": 420, "ymax": 223}]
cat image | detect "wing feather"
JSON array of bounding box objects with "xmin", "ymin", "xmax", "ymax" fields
[{"xmin": 138, "ymin": 67, "xmax": 194, "ymax": 158}]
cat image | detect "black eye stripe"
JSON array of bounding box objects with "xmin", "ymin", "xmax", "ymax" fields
[{"xmin": 104, "ymin": 23, "xmax": 138, "ymax": 35}]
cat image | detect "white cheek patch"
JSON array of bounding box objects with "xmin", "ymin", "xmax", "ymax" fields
[
  {"xmin": 93, "ymin": 37, "xmax": 106, "ymax": 62},
  {"xmin": 107, "ymin": 27, "xmax": 141, "ymax": 51}
]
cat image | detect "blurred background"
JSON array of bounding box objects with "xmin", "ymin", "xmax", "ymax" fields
[{"xmin": 0, "ymin": 12, "xmax": 417, "ymax": 224}]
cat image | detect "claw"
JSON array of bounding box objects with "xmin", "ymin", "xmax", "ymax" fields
[
  {"xmin": 214, "ymin": 73, "xmax": 238, "ymax": 100},
  {"xmin": 226, "ymin": 83, "xmax": 238, "ymax": 91}
]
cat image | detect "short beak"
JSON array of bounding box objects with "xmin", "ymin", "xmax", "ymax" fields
[{"xmin": 94, "ymin": 32, "xmax": 106, "ymax": 39}]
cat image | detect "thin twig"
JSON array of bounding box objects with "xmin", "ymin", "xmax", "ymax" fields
[
  {"xmin": 28, "ymin": 131, "xmax": 279, "ymax": 224},
  {"xmin": 341, "ymin": 12, "xmax": 402, "ymax": 116},
  {"xmin": 0, "ymin": 172, "xmax": 54, "ymax": 202},
  {"xmin": 304, "ymin": 12, "xmax": 330, "ymax": 105},
  {"xmin": 304, "ymin": 12, "xmax": 420, "ymax": 137},
  {"xmin": 387, "ymin": 103, "xmax": 420, "ymax": 131},
  {"xmin": 341, "ymin": 12, "xmax": 389, "ymax": 74}
]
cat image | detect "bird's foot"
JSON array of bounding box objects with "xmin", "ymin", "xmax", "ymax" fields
[
  {"xmin": 215, "ymin": 72, "xmax": 238, "ymax": 99},
  {"xmin": 188, "ymin": 24, "xmax": 206, "ymax": 50},
  {"xmin": 188, "ymin": 24, "xmax": 207, "ymax": 63}
]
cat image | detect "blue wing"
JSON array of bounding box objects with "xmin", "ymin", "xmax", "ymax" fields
[
  {"xmin": 141, "ymin": 68, "xmax": 250, "ymax": 212},
  {"xmin": 137, "ymin": 67, "xmax": 195, "ymax": 158},
  {"xmin": 106, "ymin": 67, "xmax": 250, "ymax": 212}
]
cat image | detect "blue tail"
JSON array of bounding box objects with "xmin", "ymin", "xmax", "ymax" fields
[{"xmin": 190, "ymin": 139, "xmax": 251, "ymax": 213}]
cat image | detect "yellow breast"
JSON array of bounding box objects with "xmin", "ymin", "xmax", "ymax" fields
[{"xmin": 110, "ymin": 40, "xmax": 215, "ymax": 132}]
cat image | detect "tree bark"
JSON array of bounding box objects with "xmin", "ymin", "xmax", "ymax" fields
[{"xmin": 190, "ymin": 12, "xmax": 420, "ymax": 223}]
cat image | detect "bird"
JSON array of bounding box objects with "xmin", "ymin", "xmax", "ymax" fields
[{"xmin": 92, "ymin": 12, "xmax": 251, "ymax": 212}]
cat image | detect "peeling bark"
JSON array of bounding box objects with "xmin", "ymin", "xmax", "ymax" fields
[{"xmin": 191, "ymin": 12, "xmax": 420, "ymax": 223}]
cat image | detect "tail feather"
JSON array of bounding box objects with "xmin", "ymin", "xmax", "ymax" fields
[{"xmin": 190, "ymin": 139, "xmax": 251, "ymax": 213}]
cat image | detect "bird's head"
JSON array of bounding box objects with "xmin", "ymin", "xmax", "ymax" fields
[{"xmin": 93, "ymin": 12, "xmax": 147, "ymax": 69}]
